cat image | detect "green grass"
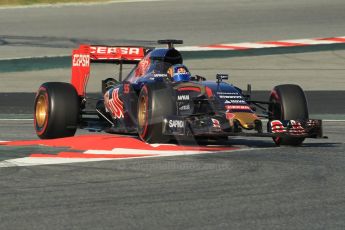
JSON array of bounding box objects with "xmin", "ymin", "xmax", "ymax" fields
[{"xmin": 0, "ymin": 0, "xmax": 110, "ymax": 6}]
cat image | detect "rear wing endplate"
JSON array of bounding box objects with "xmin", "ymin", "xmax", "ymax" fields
[{"xmin": 71, "ymin": 44, "xmax": 148, "ymax": 96}]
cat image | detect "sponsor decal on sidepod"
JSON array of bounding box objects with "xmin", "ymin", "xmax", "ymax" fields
[
  {"xmin": 169, "ymin": 120, "xmax": 185, "ymax": 128},
  {"xmin": 104, "ymin": 88, "xmax": 124, "ymax": 119},
  {"xmin": 177, "ymin": 95, "xmax": 190, "ymax": 101}
]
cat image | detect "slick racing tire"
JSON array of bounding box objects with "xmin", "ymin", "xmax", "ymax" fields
[
  {"xmin": 269, "ymin": 84, "xmax": 309, "ymax": 146},
  {"xmin": 34, "ymin": 82, "xmax": 80, "ymax": 139},
  {"xmin": 137, "ymin": 83, "xmax": 174, "ymax": 143}
]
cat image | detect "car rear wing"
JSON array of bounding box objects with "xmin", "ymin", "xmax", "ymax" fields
[{"xmin": 71, "ymin": 44, "xmax": 149, "ymax": 96}]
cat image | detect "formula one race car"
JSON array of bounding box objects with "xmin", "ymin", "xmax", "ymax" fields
[{"xmin": 34, "ymin": 40, "xmax": 323, "ymax": 146}]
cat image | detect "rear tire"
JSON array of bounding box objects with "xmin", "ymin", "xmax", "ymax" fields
[
  {"xmin": 137, "ymin": 83, "xmax": 174, "ymax": 143},
  {"xmin": 34, "ymin": 82, "xmax": 80, "ymax": 139},
  {"xmin": 268, "ymin": 84, "xmax": 309, "ymax": 146}
]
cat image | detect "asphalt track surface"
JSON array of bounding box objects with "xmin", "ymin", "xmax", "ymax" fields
[
  {"xmin": 0, "ymin": 0, "xmax": 345, "ymax": 229},
  {"xmin": 1, "ymin": 0, "xmax": 345, "ymax": 58},
  {"xmin": 0, "ymin": 120, "xmax": 344, "ymax": 230}
]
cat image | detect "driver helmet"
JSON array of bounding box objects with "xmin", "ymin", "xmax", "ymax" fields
[{"xmin": 167, "ymin": 64, "xmax": 191, "ymax": 82}]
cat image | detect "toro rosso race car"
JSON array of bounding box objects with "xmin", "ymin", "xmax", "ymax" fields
[{"xmin": 34, "ymin": 40, "xmax": 323, "ymax": 146}]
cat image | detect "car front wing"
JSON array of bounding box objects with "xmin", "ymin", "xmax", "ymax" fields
[{"xmin": 162, "ymin": 116, "xmax": 324, "ymax": 139}]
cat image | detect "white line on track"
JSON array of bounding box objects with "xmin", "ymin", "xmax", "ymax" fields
[
  {"xmin": 0, "ymin": 157, "xmax": 116, "ymax": 168},
  {"xmin": 177, "ymin": 46, "xmax": 232, "ymax": 51},
  {"xmin": 282, "ymin": 39, "xmax": 341, "ymax": 45},
  {"xmin": 0, "ymin": 0, "xmax": 160, "ymax": 10},
  {"xmin": 220, "ymin": 42, "xmax": 280, "ymax": 49},
  {"xmin": 177, "ymin": 36, "xmax": 345, "ymax": 52},
  {"xmin": 0, "ymin": 147, "xmax": 259, "ymax": 168},
  {"xmin": 85, "ymin": 148, "xmax": 216, "ymax": 155}
]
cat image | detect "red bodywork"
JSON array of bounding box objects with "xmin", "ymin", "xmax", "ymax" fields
[{"xmin": 71, "ymin": 44, "xmax": 146, "ymax": 96}]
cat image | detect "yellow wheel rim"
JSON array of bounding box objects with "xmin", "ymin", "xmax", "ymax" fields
[
  {"xmin": 35, "ymin": 94, "xmax": 48, "ymax": 128},
  {"xmin": 138, "ymin": 95, "xmax": 147, "ymax": 130}
]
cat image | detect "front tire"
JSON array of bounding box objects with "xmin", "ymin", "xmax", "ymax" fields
[
  {"xmin": 137, "ymin": 83, "xmax": 174, "ymax": 143},
  {"xmin": 34, "ymin": 82, "xmax": 80, "ymax": 139},
  {"xmin": 269, "ymin": 84, "xmax": 309, "ymax": 146}
]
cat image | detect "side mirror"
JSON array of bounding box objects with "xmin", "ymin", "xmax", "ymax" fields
[{"xmin": 216, "ymin": 74, "xmax": 229, "ymax": 83}]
